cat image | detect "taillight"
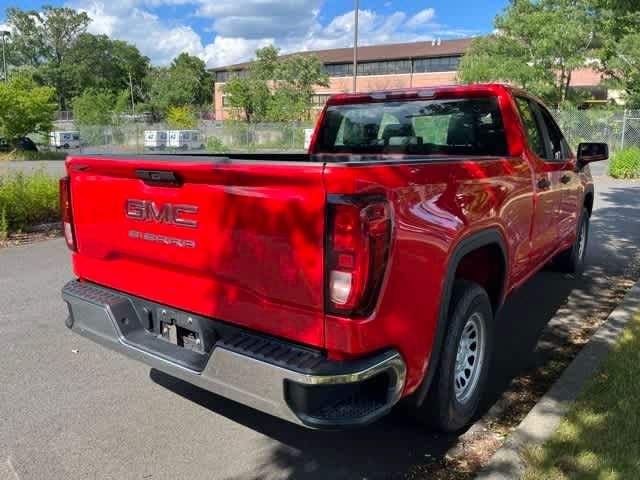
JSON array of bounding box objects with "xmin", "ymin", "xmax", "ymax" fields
[
  {"xmin": 59, "ymin": 177, "xmax": 76, "ymax": 251},
  {"xmin": 326, "ymin": 195, "xmax": 392, "ymax": 316}
]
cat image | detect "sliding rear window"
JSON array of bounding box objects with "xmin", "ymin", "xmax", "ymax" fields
[{"xmin": 315, "ymin": 97, "xmax": 509, "ymax": 157}]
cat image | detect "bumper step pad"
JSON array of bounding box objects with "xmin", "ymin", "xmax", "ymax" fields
[{"xmin": 62, "ymin": 279, "xmax": 406, "ymax": 428}]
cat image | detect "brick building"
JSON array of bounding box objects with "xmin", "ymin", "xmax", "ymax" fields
[{"xmin": 211, "ymin": 38, "xmax": 607, "ymax": 120}]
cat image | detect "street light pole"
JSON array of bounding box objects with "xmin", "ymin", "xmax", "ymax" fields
[
  {"xmin": 1, "ymin": 31, "xmax": 9, "ymax": 82},
  {"xmin": 352, "ymin": 0, "xmax": 359, "ymax": 93}
]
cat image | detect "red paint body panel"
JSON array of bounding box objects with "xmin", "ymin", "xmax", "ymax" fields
[
  {"xmin": 68, "ymin": 158, "xmax": 327, "ymax": 346},
  {"xmin": 65, "ymin": 84, "xmax": 594, "ymax": 400}
]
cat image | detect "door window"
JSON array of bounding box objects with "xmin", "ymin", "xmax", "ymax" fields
[
  {"xmin": 536, "ymin": 105, "xmax": 570, "ymax": 161},
  {"xmin": 515, "ymin": 97, "xmax": 547, "ymax": 159}
]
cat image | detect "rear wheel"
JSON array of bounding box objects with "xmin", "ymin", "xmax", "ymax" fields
[
  {"xmin": 417, "ymin": 280, "xmax": 493, "ymax": 432},
  {"xmin": 555, "ymin": 208, "xmax": 589, "ymax": 274}
]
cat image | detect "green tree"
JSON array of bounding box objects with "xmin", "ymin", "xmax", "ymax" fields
[
  {"xmin": 5, "ymin": 6, "xmax": 91, "ymax": 109},
  {"xmin": 146, "ymin": 53, "xmax": 214, "ymax": 116},
  {"xmin": 64, "ymin": 33, "xmax": 149, "ymax": 103},
  {"xmin": 222, "ymin": 46, "xmax": 280, "ymax": 122},
  {"xmin": 223, "ymin": 45, "xmax": 329, "ymax": 122},
  {"xmin": 0, "ymin": 75, "xmax": 56, "ymax": 140},
  {"xmin": 459, "ymin": 0, "xmax": 596, "ymax": 106},
  {"xmin": 271, "ymin": 54, "xmax": 329, "ymax": 120},
  {"xmin": 587, "ymin": 0, "xmax": 640, "ymax": 107},
  {"xmin": 610, "ymin": 34, "xmax": 640, "ymax": 108},
  {"xmin": 72, "ymin": 89, "xmax": 115, "ymax": 126},
  {"xmin": 166, "ymin": 105, "xmax": 198, "ymax": 129}
]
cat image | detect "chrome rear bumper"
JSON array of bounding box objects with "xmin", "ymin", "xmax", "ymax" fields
[{"xmin": 62, "ymin": 280, "xmax": 406, "ymax": 428}]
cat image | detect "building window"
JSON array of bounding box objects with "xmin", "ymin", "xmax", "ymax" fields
[
  {"xmin": 222, "ymin": 95, "xmax": 231, "ymax": 107},
  {"xmin": 413, "ymin": 55, "xmax": 462, "ymax": 73},
  {"xmin": 357, "ymin": 60, "xmax": 412, "ymax": 76},
  {"xmin": 215, "ymin": 69, "xmax": 247, "ymax": 83},
  {"xmin": 311, "ymin": 94, "xmax": 331, "ymax": 106},
  {"xmin": 323, "ymin": 63, "xmax": 354, "ymax": 77}
]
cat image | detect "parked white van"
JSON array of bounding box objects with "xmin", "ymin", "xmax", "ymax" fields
[
  {"xmin": 144, "ymin": 130, "xmax": 168, "ymax": 150},
  {"xmin": 167, "ymin": 130, "xmax": 205, "ymax": 150},
  {"xmin": 50, "ymin": 131, "xmax": 81, "ymax": 149}
]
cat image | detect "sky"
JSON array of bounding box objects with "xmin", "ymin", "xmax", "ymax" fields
[{"xmin": 0, "ymin": 0, "xmax": 508, "ymax": 68}]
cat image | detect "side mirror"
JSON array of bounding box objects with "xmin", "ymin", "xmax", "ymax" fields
[{"xmin": 577, "ymin": 142, "xmax": 608, "ymax": 168}]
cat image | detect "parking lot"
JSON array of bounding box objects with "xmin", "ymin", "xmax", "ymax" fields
[{"xmin": 0, "ymin": 176, "xmax": 638, "ymax": 480}]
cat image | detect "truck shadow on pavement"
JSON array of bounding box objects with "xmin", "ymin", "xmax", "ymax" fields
[{"xmin": 152, "ymin": 183, "xmax": 640, "ymax": 480}]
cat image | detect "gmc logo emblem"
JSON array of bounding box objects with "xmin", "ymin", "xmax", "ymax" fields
[{"xmin": 125, "ymin": 199, "xmax": 198, "ymax": 228}]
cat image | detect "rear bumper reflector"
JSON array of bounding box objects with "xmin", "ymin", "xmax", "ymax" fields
[{"xmin": 62, "ymin": 280, "xmax": 406, "ymax": 429}]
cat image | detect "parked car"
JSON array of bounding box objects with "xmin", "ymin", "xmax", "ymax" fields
[
  {"xmin": 60, "ymin": 84, "xmax": 607, "ymax": 432},
  {"xmin": 0, "ymin": 136, "xmax": 38, "ymax": 152}
]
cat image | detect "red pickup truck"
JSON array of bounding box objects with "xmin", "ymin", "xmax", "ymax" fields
[{"xmin": 61, "ymin": 84, "xmax": 607, "ymax": 431}]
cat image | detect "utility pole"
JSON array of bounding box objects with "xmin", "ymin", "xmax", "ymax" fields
[
  {"xmin": 352, "ymin": 0, "xmax": 359, "ymax": 93},
  {"xmin": 1, "ymin": 31, "xmax": 9, "ymax": 82}
]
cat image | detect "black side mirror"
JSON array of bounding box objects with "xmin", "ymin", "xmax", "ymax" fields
[{"xmin": 577, "ymin": 142, "xmax": 608, "ymax": 168}]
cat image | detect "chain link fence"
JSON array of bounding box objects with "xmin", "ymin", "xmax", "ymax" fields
[
  {"xmin": 46, "ymin": 109, "xmax": 640, "ymax": 156},
  {"xmin": 48, "ymin": 121, "xmax": 315, "ymax": 154},
  {"xmin": 552, "ymin": 109, "xmax": 640, "ymax": 154}
]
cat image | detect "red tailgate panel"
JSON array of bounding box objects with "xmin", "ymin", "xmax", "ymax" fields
[{"xmin": 68, "ymin": 157, "xmax": 327, "ymax": 347}]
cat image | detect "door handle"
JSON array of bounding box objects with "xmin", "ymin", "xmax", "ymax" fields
[
  {"xmin": 537, "ymin": 178, "xmax": 551, "ymax": 189},
  {"xmin": 560, "ymin": 174, "xmax": 571, "ymax": 184}
]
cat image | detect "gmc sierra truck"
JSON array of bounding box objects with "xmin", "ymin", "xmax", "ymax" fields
[{"xmin": 61, "ymin": 84, "xmax": 607, "ymax": 431}]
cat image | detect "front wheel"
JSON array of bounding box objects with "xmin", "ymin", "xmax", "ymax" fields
[
  {"xmin": 555, "ymin": 208, "xmax": 589, "ymax": 274},
  {"xmin": 418, "ymin": 280, "xmax": 494, "ymax": 432}
]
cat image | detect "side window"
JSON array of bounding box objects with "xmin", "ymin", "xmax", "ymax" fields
[
  {"xmin": 515, "ymin": 97, "xmax": 547, "ymax": 159},
  {"xmin": 537, "ymin": 105, "xmax": 570, "ymax": 161}
]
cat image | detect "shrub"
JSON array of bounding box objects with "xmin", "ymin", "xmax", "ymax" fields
[
  {"xmin": 205, "ymin": 136, "xmax": 229, "ymax": 153},
  {"xmin": 167, "ymin": 106, "xmax": 197, "ymax": 129},
  {"xmin": 609, "ymin": 147, "xmax": 640, "ymax": 179},
  {"xmin": 0, "ymin": 168, "xmax": 59, "ymax": 233},
  {"xmin": 0, "ymin": 150, "xmax": 67, "ymax": 161}
]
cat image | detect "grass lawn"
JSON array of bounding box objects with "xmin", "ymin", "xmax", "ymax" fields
[
  {"xmin": 0, "ymin": 150, "xmax": 67, "ymax": 161},
  {"xmin": 523, "ymin": 313, "xmax": 640, "ymax": 479}
]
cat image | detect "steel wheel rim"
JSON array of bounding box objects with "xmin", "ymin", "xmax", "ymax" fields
[
  {"xmin": 577, "ymin": 219, "xmax": 587, "ymax": 261},
  {"xmin": 454, "ymin": 312, "xmax": 486, "ymax": 404}
]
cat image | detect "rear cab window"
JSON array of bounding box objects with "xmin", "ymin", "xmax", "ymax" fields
[{"xmin": 315, "ymin": 96, "xmax": 509, "ymax": 158}]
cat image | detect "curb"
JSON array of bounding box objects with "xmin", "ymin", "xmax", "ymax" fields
[{"xmin": 476, "ymin": 280, "xmax": 640, "ymax": 480}]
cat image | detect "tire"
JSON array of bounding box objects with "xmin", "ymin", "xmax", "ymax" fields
[
  {"xmin": 555, "ymin": 208, "xmax": 589, "ymax": 274},
  {"xmin": 418, "ymin": 280, "xmax": 494, "ymax": 432}
]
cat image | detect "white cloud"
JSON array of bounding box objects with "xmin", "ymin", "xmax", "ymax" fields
[
  {"xmin": 406, "ymin": 8, "xmax": 436, "ymax": 29},
  {"xmin": 201, "ymin": 36, "xmax": 273, "ymax": 67},
  {"xmin": 78, "ymin": 1, "xmax": 205, "ymax": 64},
  {"xmin": 62, "ymin": 1, "xmax": 475, "ymax": 68}
]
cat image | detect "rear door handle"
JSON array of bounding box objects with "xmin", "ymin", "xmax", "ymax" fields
[
  {"xmin": 560, "ymin": 174, "xmax": 571, "ymax": 184},
  {"xmin": 537, "ymin": 178, "xmax": 551, "ymax": 190}
]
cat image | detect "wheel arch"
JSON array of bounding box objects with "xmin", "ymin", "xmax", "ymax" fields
[{"xmin": 410, "ymin": 228, "xmax": 508, "ymax": 407}]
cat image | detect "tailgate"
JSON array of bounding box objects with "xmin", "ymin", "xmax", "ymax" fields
[{"xmin": 67, "ymin": 156, "xmax": 327, "ymax": 347}]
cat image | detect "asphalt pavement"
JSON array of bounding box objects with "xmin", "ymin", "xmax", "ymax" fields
[{"xmin": 0, "ymin": 177, "xmax": 638, "ymax": 480}]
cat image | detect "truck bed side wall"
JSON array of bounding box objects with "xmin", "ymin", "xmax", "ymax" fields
[{"xmin": 323, "ymin": 156, "xmax": 535, "ymax": 393}]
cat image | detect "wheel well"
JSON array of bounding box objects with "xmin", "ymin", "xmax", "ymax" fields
[
  {"xmin": 584, "ymin": 191, "xmax": 594, "ymax": 216},
  {"xmin": 454, "ymin": 243, "xmax": 506, "ymax": 312}
]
